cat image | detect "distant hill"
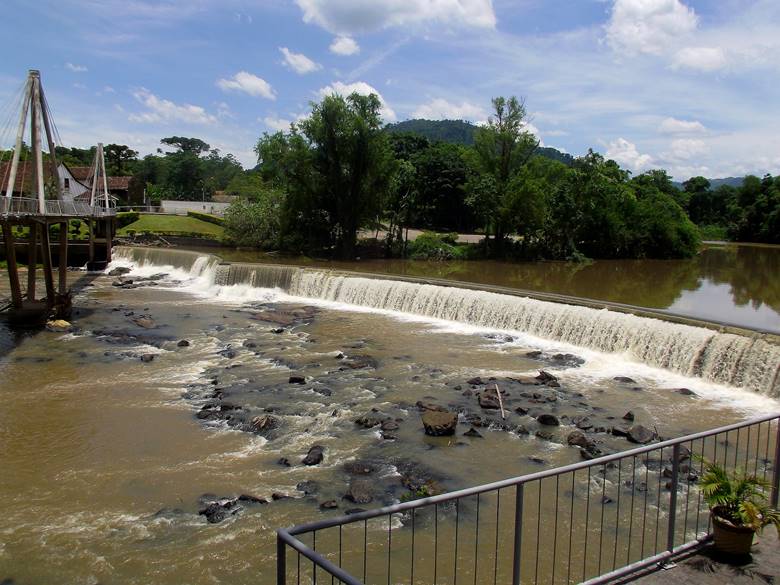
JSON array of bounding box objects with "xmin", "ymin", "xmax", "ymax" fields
[
  {"xmin": 385, "ymin": 119, "xmax": 575, "ymax": 166},
  {"xmin": 672, "ymin": 177, "xmax": 745, "ymax": 190}
]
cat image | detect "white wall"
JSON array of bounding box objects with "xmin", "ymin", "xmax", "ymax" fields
[{"xmin": 160, "ymin": 200, "xmax": 231, "ymax": 216}]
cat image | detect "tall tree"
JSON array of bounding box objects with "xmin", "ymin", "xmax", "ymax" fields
[
  {"xmin": 104, "ymin": 144, "xmax": 138, "ymax": 175},
  {"xmin": 160, "ymin": 136, "xmax": 211, "ymax": 156},
  {"xmin": 468, "ymin": 96, "xmax": 539, "ymax": 254}
]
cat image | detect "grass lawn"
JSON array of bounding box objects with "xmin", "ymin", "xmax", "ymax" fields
[{"xmin": 118, "ymin": 213, "xmax": 224, "ymax": 240}]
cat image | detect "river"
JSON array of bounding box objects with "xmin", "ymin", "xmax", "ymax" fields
[{"xmin": 0, "ymin": 244, "xmax": 778, "ymax": 584}]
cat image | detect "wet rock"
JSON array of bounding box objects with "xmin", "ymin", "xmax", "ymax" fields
[
  {"xmin": 421, "ymin": 410, "xmax": 458, "ymax": 436},
  {"xmin": 199, "ymin": 499, "xmax": 240, "ymax": 524},
  {"xmin": 623, "ymin": 411, "xmax": 635, "ymax": 422},
  {"xmin": 271, "ymin": 328, "xmax": 285, "ymax": 334},
  {"xmin": 355, "ymin": 411, "xmax": 389, "ymax": 429},
  {"xmin": 613, "ymin": 376, "xmax": 636, "ymax": 383},
  {"xmin": 478, "ymin": 389, "xmax": 501, "ymax": 410},
  {"xmin": 528, "ymin": 457, "xmax": 546, "ymax": 464},
  {"xmin": 249, "ymin": 415, "xmax": 278, "ymax": 434},
  {"xmin": 312, "ymin": 387, "xmax": 332, "ymax": 397},
  {"xmin": 242, "ymin": 340, "xmax": 258, "ymax": 349},
  {"xmin": 140, "ymin": 353, "xmax": 155, "ymax": 363},
  {"xmin": 272, "ymin": 493, "xmax": 292, "ymax": 501},
  {"xmin": 344, "ymin": 461, "xmax": 376, "ymax": 475},
  {"xmin": 345, "ymin": 508, "xmax": 366, "ymax": 515},
  {"xmin": 611, "ymin": 426, "xmax": 630, "ymax": 438},
  {"xmin": 515, "ymin": 406, "xmax": 529, "ymax": 415},
  {"xmin": 320, "ymin": 500, "xmax": 339, "ymax": 510},
  {"xmin": 341, "ymin": 355, "xmax": 379, "ymax": 370},
  {"xmin": 237, "ymin": 494, "xmax": 268, "ymax": 504},
  {"xmin": 177, "ymin": 339, "xmax": 190, "ymax": 347},
  {"xmin": 416, "ymin": 400, "xmax": 447, "ymax": 412},
  {"xmin": 464, "ymin": 427, "xmax": 483, "ymax": 438},
  {"xmin": 289, "ymin": 375, "xmax": 306, "ymax": 384},
  {"xmin": 296, "ymin": 481, "xmax": 319, "ymax": 495},
  {"xmin": 535, "ymin": 430, "xmax": 555, "ymax": 441},
  {"xmin": 573, "ymin": 416, "xmax": 593, "ymax": 430},
  {"xmin": 219, "ymin": 347, "xmax": 238, "ymax": 359},
  {"xmin": 551, "ymin": 353, "xmax": 585, "ymax": 367},
  {"xmin": 278, "ymin": 457, "xmax": 291, "ymax": 467},
  {"xmin": 302, "ymin": 445, "xmax": 324, "ymax": 466},
  {"xmin": 536, "ymin": 413, "xmax": 560, "ymax": 426},
  {"xmin": 130, "ymin": 316, "xmax": 156, "ymax": 329},
  {"xmin": 345, "ymin": 478, "xmax": 374, "ymax": 504},
  {"xmin": 675, "ymin": 388, "xmax": 698, "ymax": 397},
  {"xmin": 108, "ymin": 266, "xmax": 131, "ymax": 276},
  {"xmin": 536, "ymin": 370, "xmax": 558, "ymax": 384},
  {"xmin": 627, "ymin": 425, "xmax": 655, "ymax": 444},
  {"xmin": 466, "ymin": 376, "xmax": 485, "ymax": 386},
  {"xmin": 381, "ymin": 420, "xmax": 399, "ymax": 431},
  {"xmin": 45, "ymin": 319, "xmax": 72, "ymax": 332},
  {"xmin": 567, "ymin": 430, "xmax": 592, "ymax": 449}
]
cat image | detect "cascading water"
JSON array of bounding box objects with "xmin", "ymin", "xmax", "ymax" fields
[{"xmin": 110, "ymin": 247, "xmax": 780, "ymax": 397}]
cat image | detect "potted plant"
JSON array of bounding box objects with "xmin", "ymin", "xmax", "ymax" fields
[{"xmin": 700, "ymin": 460, "xmax": 780, "ymax": 556}]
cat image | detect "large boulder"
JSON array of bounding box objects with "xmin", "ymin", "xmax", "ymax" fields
[
  {"xmin": 627, "ymin": 425, "xmax": 655, "ymax": 444},
  {"xmin": 421, "ymin": 410, "xmax": 458, "ymax": 436},
  {"xmin": 345, "ymin": 478, "xmax": 374, "ymax": 504},
  {"xmin": 536, "ymin": 413, "xmax": 560, "ymax": 426}
]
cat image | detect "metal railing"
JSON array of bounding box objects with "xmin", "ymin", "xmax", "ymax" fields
[
  {"xmin": 0, "ymin": 196, "xmax": 116, "ymax": 218},
  {"xmin": 277, "ymin": 413, "xmax": 780, "ymax": 585}
]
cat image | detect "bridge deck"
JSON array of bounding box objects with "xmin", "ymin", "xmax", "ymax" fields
[{"xmin": 1, "ymin": 197, "xmax": 116, "ymax": 221}]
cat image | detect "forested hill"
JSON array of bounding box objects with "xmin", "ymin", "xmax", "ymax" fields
[
  {"xmin": 385, "ymin": 119, "xmax": 575, "ymax": 166},
  {"xmin": 672, "ymin": 177, "xmax": 745, "ymax": 190}
]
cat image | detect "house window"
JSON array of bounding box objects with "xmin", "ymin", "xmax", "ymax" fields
[{"xmin": 64, "ymin": 178, "xmax": 70, "ymax": 189}]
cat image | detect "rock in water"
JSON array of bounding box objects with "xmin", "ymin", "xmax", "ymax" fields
[
  {"xmin": 421, "ymin": 410, "xmax": 458, "ymax": 436},
  {"xmin": 536, "ymin": 413, "xmax": 560, "ymax": 426},
  {"xmin": 107, "ymin": 266, "xmax": 131, "ymax": 276},
  {"xmin": 45, "ymin": 320, "xmax": 72, "ymax": 332},
  {"xmin": 177, "ymin": 339, "xmax": 190, "ymax": 347},
  {"xmin": 566, "ymin": 430, "xmax": 591, "ymax": 448},
  {"xmin": 345, "ymin": 478, "xmax": 374, "ymax": 504},
  {"xmin": 627, "ymin": 425, "xmax": 655, "ymax": 444},
  {"xmin": 302, "ymin": 445, "xmax": 324, "ymax": 465},
  {"xmin": 140, "ymin": 353, "xmax": 155, "ymax": 363}
]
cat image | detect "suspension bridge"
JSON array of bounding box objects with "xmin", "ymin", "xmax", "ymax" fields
[{"xmin": 1, "ymin": 69, "xmax": 117, "ymax": 323}]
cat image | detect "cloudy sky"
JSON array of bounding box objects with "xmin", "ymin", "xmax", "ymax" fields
[{"xmin": 1, "ymin": 0, "xmax": 778, "ymax": 180}]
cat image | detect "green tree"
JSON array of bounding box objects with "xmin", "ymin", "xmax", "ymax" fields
[
  {"xmin": 160, "ymin": 136, "xmax": 211, "ymax": 156},
  {"xmin": 104, "ymin": 144, "xmax": 139, "ymax": 175}
]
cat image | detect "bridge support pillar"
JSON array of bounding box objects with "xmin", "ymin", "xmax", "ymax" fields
[
  {"xmin": 1, "ymin": 222, "xmax": 23, "ymax": 309},
  {"xmin": 27, "ymin": 222, "xmax": 38, "ymax": 301},
  {"xmin": 58, "ymin": 220, "xmax": 68, "ymax": 294},
  {"xmin": 40, "ymin": 223, "xmax": 55, "ymax": 305}
]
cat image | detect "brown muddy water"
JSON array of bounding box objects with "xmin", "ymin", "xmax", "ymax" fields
[{"xmin": 0, "ymin": 246, "xmax": 778, "ymax": 585}]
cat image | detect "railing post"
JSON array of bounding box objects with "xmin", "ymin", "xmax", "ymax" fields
[
  {"xmin": 277, "ymin": 531, "xmax": 287, "ymax": 585},
  {"xmin": 771, "ymin": 419, "xmax": 780, "ymax": 509},
  {"xmin": 512, "ymin": 483, "xmax": 524, "ymax": 585},
  {"xmin": 667, "ymin": 444, "xmax": 680, "ymax": 552}
]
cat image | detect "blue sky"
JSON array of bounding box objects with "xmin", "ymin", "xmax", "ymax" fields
[{"xmin": 1, "ymin": 0, "xmax": 778, "ymax": 180}]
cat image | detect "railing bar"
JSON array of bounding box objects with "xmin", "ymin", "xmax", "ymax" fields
[
  {"xmin": 694, "ymin": 436, "xmax": 705, "ymax": 537},
  {"xmin": 493, "ymin": 489, "xmax": 500, "ymax": 585},
  {"xmin": 746, "ymin": 425, "xmax": 753, "ymax": 476},
  {"xmin": 641, "ymin": 451, "xmax": 649, "ymax": 559},
  {"xmin": 772, "ymin": 420, "xmax": 780, "ymax": 509},
  {"xmin": 283, "ymin": 414, "xmax": 780, "ymax": 537},
  {"xmin": 734, "ymin": 427, "xmax": 741, "ymax": 470},
  {"xmin": 410, "ymin": 508, "xmax": 415, "ymax": 585},
  {"xmin": 668, "ymin": 444, "xmax": 680, "ymax": 552},
  {"xmin": 654, "ymin": 447, "xmax": 662, "ymax": 555},
  {"xmin": 612, "ymin": 458, "xmax": 621, "ymax": 572},
  {"xmin": 512, "ymin": 484, "xmax": 524, "ymax": 585},
  {"xmin": 567, "ymin": 471, "xmax": 575, "ymax": 585},
  {"xmin": 722, "ymin": 429, "xmax": 730, "ymax": 469},
  {"xmin": 582, "ymin": 466, "xmax": 591, "ymax": 582},
  {"xmin": 313, "ymin": 532, "xmax": 317, "ymax": 585},
  {"xmin": 454, "ymin": 498, "xmax": 460, "ymax": 585},
  {"xmin": 535, "ymin": 481, "xmax": 542, "ymax": 585},
  {"xmin": 627, "ymin": 455, "xmax": 636, "ymax": 567},
  {"xmin": 682, "ymin": 440, "xmax": 692, "ymax": 542},
  {"xmin": 552, "ymin": 476, "xmax": 559, "ymax": 585},
  {"xmin": 763, "ymin": 420, "xmax": 772, "ymax": 484},
  {"xmin": 363, "ymin": 519, "xmax": 367, "ymax": 584},
  {"xmin": 387, "ymin": 513, "xmax": 391, "ymax": 585},
  {"xmin": 597, "ymin": 464, "xmax": 606, "ymax": 575},
  {"xmin": 339, "ymin": 525, "xmax": 342, "ymax": 570},
  {"xmin": 434, "ymin": 503, "xmax": 438, "ymax": 585},
  {"xmin": 474, "ymin": 493, "xmax": 480, "ymax": 585},
  {"xmin": 297, "ymin": 550, "xmax": 301, "ymax": 585}
]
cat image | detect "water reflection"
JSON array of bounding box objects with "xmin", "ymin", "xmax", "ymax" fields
[{"xmin": 201, "ymin": 243, "xmax": 780, "ymax": 333}]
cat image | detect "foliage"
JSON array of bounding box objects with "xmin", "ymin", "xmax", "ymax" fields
[
  {"xmin": 116, "ymin": 211, "xmax": 140, "ymax": 229},
  {"xmin": 700, "ymin": 460, "xmax": 780, "ymax": 534},
  {"xmin": 222, "ymin": 191, "xmax": 285, "ymax": 248},
  {"xmin": 408, "ymin": 231, "xmax": 470, "ymax": 260},
  {"xmin": 187, "ymin": 211, "xmax": 224, "ymax": 226},
  {"xmin": 104, "ymin": 144, "xmax": 138, "ymax": 175}
]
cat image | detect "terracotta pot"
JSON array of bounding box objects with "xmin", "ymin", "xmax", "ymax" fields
[{"xmin": 711, "ymin": 510, "xmax": 755, "ymax": 556}]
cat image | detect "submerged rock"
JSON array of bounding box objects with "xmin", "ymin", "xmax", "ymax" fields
[
  {"xmin": 344, "ymin": 478, "xmax": 374, "ymax": 504},
  {"xmin": 177, "ymin": 339, "xmax": 190, "ymax": 347},
  {"xmin": 536, "ymin": 413, "xmax": 560, "ymax": 426}
]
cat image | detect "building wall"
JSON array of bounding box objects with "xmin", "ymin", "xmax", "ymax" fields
[
  {"xmin": 58, "ymin": 165, "xmax": 90, "ymax": 201},
  {"xmin": 160, "ymin": 200, "xmax": 231, "ymax": 215}
]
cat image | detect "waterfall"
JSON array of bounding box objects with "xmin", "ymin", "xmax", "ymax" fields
[{"xmin": 109, "ymin": 247, "xmax": 780, "ymax": 397}]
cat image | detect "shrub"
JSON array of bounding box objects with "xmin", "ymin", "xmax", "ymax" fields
[
  {"xmin": 408, "ymin": 231, "xmax": 468, "ymax": 260},
  {"xmin": 187, "ymin": 211, "xmax": 224, "ymax": 226},
  {"xmin": 117, "ymin": 211, "xmax": 140, "ymax": 228},
  {"xmin": 223, "ymin": 191, "xmax": 285, "ymax": 248}
]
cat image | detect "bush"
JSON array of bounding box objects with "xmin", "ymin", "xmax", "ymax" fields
[
  {"xmin": 408, "ymin": 231, "xmax": 468, "ymax": 260},
  {"xmin": 117, "ymin": 211, "xmax": 140, "ymax": 228},
  {"xmin": 187, "ymin": 211, "xmax": 224, "ymax": 226},
  {"xmin": 222, "ymin": 191, "xmax": 285, "ymax": 248}
]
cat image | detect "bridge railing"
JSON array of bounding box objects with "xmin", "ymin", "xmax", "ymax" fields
[
  {"xmin": 0, "ymin": 197, "xmax": 116, "ymax": 218},
  {"xmin": 277, "ymin": 413, "xmax": 780, "ymax": 585}
]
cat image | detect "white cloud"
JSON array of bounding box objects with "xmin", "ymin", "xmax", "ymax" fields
[
  {"xmin": 412, "ymin": 98, "xmax": 487, "ymax": 122},
  {"xmin": 672, "ymin": 47, "xmax": 727, "ymax": 71},
  {"xmin": 329, "ymin": 36, "xmax": 360, "ymax": 56},
  {"xmin": 279, "ymin": 47, "xmax": 322, "ymax": 74},
  {"xmin": 659, "ymin": 117, "xmax": 706, "ymax": 134},
  {"xmin": 103, "ymin": 85, "xmax": 116, "ymax": 93},
  {"xmin": 668, "ymin": 138, "xmax": 708, "ymax": 160},
  {"xmin": 606, "ymin": 137, "xmax": 654, "ymax": 172},
  {"xmin": 262, "ymin": 116, "xmax": 292, "ymax": 132},
  {"xmin": 216, "ymin": 101, "xmax": 234, "ymax": 119},
  {"xmin": 217, "ymin": 71, "xmax": 276, "ymax": 99},
  {"xmin": 129, "ymin": 88, "xmax": 216, "ymax": 125},
  {"xmin": 605, "ymin": 0, "xmax": 697, "ymax": 56},
  {"xmin": 318, "ymin": 81, "xmax": 396, "ymax": 121},
  {"xmin": 296, "ymin": 0, "xmax": 495, "ymax": 35},
  {"xmin": 65, "ymin": 62, "xmax": 88, "ymax": 73}
]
